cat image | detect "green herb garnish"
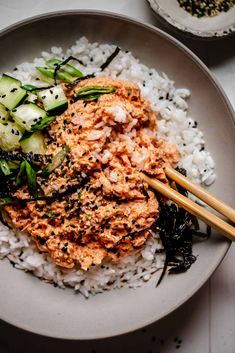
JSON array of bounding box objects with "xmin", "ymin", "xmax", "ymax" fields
[
  {"xmin": 0, "ymin": 197, "xmax": 13, "ymax": 206},
  {"xmin": 31, "ymin": 115, "xmax": 56, "ymax": 131},
  {"xmin": 41, "ymin": 146, "xmax": 69, "ymax": 177},
  {"xmin": 16, "ymin": 161, "xmax": 26, "ymax": 186},
  {"xmin": 22, "ymin": 84, "xmax": 53, "ymax": 92},
  {"xmin": 0, "ymin": 160, "xmax": 11, "ymax": 176},
  {"xmin": 46, "ymin": 58, "xmax": 83, "ymax": 78},
  {"xmin": 25, "ymin": 160, "xmax": 37, "ymax": 196},
  {"xmin": 16, "ymin": 160, "xmax": 37, "ymax": 196},
  {"xmin": 36, "ymin": 67, "xmax": 74, "ymax": 83},
  {"xmin": 74, "ymin": 85, "xmax": 115, "ymax": 102}
]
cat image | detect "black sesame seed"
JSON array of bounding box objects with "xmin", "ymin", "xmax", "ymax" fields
[{"xmin": 55, "ymin": 95, "xmax": 59, "ymax": 99}]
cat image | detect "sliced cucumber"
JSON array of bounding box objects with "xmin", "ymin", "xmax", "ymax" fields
[
  {"xmin": 25, "ymin": 92, "xmax": 38, "ymax": 104},
  {"xmin": 11, "ymin": 103, "xmax": 47, "ymax": 132},
  {"xmin": 0, "ymin": 74, "xmax": 27, "ymax": 110},
  {"xmin": 0, "ymin": 103, "xmax": 10, "ymax": 123},
  {"xmin": 20, "ymin": 130, "xmax": 45, "ymax": 154},
  {"xmin": 0, "ymin": 121, "xmax": 23, "ymax": 151},
  {"xmin": 37, "ymin": 85, "xmax": 68, "ymax": 115}
]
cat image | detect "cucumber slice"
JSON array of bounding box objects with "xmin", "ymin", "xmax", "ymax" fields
[
  {"xmin": 20, "ymin": 130, "xmax": 45, "ymax": 154},
  {"xmin": 11, "ymin": 103, "xmax": 47, "ymax": 132},
  {"xmin": 0, "ymin": 74, "xmax": 27, "ymax": 110},
  {"xmin": 0, "ymin": 121, "xmax": 23, "ymax": 151},
  {"xmin": 25, "ymin": 92, "xmax": 38, "ymax": 103},
  {"xmin": 37, "ymin": 86, "xmax": 68, "ymax": 115},
  {"xmin": 0, "ymin": 103, "xmax": 10, "ymax": 123}
]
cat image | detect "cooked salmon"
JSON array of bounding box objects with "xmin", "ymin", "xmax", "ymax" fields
[{"xmin": 4, "ymin": 77, "xmax": 179, "ymax": 270}]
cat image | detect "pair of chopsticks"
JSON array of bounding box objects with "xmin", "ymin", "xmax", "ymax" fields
[{"xmin": 140, "ymin": 166, "xmax": 235, "ymax": 241}]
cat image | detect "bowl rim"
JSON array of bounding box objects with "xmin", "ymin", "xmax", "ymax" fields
[
  {"xmin": 147, "ymin": 0, "xmax": 235, "ymax": 39},
  {"xmin": 0, "ymin": 9, "xmax": 234, "ymax": 339}
]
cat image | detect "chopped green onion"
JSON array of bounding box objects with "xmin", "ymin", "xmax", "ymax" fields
[
  {"xmin": 46, "ymin": 59, "xmax": 83, "ymax": 78},
  {"xmin": 41, "ymin": 146, "xmax": 69, "ymax": 177},
  {"xmin": 25, "ymin": 160, "xmax": 37, "ymax": 196},
  {"xmin": 36, "ymin": 67, "xmax": 74, "ymax": 83},
  {"xmin": 16, "ymin": 160, "xmax": 37, "ymax": 196},
  {"xmin": 0, "ymin": 160, "xmax": 11, "ymax": 175},
  {"xmin": 21, "ymin": 84, "xmax": 39, "ymax": 91},
  {"xmin": 20, "ymin": 131, "xmax": 34, "ymax": 142},
  {"xmin": 0, "ymin": 197, "xmax": 13, "ymax": 206},
  {"xmin": 31, "ymin": 115, "xmax": 56, "ymax": 131},
  {"xmin": 22, "ymin": 84, "xmax": 54, "ymax": 92},
  {"xmin": 7, "ymin": 160, "xmax": 20, "ymax": 170},
  {"xmin": 74, "ymin": 85, "xmax": 115, "ymax": 102},
  {"xmin": 16, "ymin": 160, "xmax": 26, "ymax": 186}
]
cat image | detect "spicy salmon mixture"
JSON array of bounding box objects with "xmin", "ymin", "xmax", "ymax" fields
[{"xmin": 4, "ymin": 76, "xmax": 179, "ymax": 270}]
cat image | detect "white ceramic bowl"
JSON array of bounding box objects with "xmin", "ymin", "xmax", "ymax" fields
[
  {"xmin": 0, "ymin": 10, "xmax": 234, "ymax": 339},
  {"xmin": 147, "ymin": 0, "xmax": 235, "ymax": 39}
]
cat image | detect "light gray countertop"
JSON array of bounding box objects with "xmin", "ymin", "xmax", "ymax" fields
[{"xmin": 0, "ymin": 1, "xmax": 234, "ymax": 352}]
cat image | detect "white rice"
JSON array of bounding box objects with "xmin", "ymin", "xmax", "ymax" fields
[{"xmin": 0, "ymin": 37, "xmax": 216, "ymax": 297}]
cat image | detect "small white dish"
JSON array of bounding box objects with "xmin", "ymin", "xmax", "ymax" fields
[{"xmin": 147, "ymin": 0, "xmax": 235, "ymax": 39}]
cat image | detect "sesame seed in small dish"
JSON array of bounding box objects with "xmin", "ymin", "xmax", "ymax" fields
[{"xmin": 147, "ymin": 0, "xmax": 235, "ymax": 39}]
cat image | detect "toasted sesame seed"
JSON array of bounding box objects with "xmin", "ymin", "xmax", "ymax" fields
[{"xmin": 177, "ymin": 0, "xmax": 234, "ymax": 17}]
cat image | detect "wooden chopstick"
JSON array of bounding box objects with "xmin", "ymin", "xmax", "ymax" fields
[
  {"xmin": 165, "ymin": 166, "xmax": 235, "ymax": 223},
  {"xmin": 140, "ymin": 172, "xmax": 235, "ymax": 241}
]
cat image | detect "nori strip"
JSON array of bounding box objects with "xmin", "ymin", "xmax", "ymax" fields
[
  {"xmin": 0, "ymin": 176, "xmax": 90, "ymax": 205},
  {"xmin": 53, "ymin": 55, "xmax": 84, "ymax": 85},
  {"xmin": 66, "ymin": 46, "xmax": 120, "ymax": 89},
  {"xmin": 100, "ymin": 46, "xmax": 120, "ymax": 71},
  {"xmin": 152, "ymin": 168, "xmax": 211, "ymax": 286},
  {"xmin": 65, "ymin": 74, "xmax": 96, "ymax": 90}
]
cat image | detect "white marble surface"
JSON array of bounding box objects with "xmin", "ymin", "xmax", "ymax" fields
[{"xmin": 0, "ymin": 1, "xmax": 234, "ymax": 352}]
